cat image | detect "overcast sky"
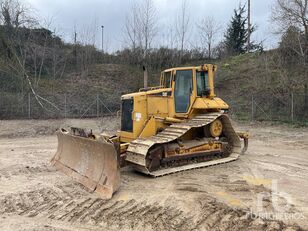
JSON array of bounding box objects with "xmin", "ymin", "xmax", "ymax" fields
[{"xmin": 28, "ymin": 0, "xmax": 279, "ymax": 52}]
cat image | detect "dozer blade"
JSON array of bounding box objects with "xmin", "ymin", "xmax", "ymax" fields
[{"xmin": 51, "ymin": 129, "xmax": 120, "ymax": 199}]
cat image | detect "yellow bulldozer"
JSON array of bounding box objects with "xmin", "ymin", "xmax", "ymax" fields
[{"xmin": 51, "ymin": 64, "xmax": 248, "ymax": 199}]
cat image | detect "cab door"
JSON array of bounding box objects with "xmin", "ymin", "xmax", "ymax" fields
[{"xmin": 174, "ymin": 69, "xmax": 193, "ymax": 114}]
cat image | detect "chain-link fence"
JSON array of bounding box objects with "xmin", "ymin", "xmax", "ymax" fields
[
  {"xmin": 221, "ymin": 92, "xmax": 308, "ymax": 123},
  {"xmin": 0, "ymin": 92, "xmax": 118, "ymax": 119},
  {"xmin": 0, "ymin": 91, "xmax": 307, "ymax": 123}
]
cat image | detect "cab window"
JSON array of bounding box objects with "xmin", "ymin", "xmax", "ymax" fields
[
  {"xmin": 174, "ymin": 70, "xmax": 193, "ymax": 113},
  {"xmin": 162, "ymin": 71, "xmax": 172, "ymax": 88},
  {"xmin": 196, "ymin": 71, "xmax": 208, "ymax": 96}
]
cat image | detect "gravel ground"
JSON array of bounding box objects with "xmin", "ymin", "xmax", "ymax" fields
[{"xmin": 0, "ymin": 118, "xmax": 307, "ymax": 230}]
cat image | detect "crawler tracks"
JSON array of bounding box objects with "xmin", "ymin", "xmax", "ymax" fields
[{"xmin": 126, "ymin": 112, "xmax": 242, "ymax": 176}]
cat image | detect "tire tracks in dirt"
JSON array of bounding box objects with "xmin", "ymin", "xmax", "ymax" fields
[
  {"xmin": 0, "ymin": 184, "xmax": 304, "ymax": 231},
  {"xmin": 0, "ymin": 164, "xmax": 55, "ymax": 179}
]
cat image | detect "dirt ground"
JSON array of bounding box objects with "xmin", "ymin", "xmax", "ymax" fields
[{"xmin": 0, "ymin": 117, "xmax": 307, "ymax": 231}]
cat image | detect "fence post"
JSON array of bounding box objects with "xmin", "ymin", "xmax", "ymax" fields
[
  {"xmin": 64, "ymin": 94, "xmax": 67, "ymax": 118},
  {"xmin": 291, "ymin": 92, "xmax": 294, "ymax": 122},
  {"xmin": 96, "ymin": 93, "xmax": 99, "ymax": 118},
  {"xmin": 251, "ymin": 95, "xmax": 254, "ymax": 122},
  {"xmin": 28, "ymin": 93, "xmax": 31, "ymax": 119}
]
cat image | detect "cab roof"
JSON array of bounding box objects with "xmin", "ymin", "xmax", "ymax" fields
[{"xmin": 163, "ymin": 64, "xmax": 217, "ymax": 73}]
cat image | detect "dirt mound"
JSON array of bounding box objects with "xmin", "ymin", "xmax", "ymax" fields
[{"xmin": 0, "ymin": 117, "xmax": 119, "ymax": 138}]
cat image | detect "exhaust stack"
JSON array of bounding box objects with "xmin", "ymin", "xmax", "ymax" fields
[{"xmin": 143, "ymin": 65, "xmax": 148, "ymax": 89}]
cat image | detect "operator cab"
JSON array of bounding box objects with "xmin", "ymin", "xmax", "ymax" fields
[{"xmin": 160, "ymin": 65, "xmax": 215, "ymax": 115}]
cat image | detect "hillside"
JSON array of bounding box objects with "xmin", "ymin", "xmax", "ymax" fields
[
  {"xmin": 0, "ymin": 63, "xmax": 145, "ymax": 118},
  {"xmin": 216, "ymin": 52, "xmax": 308, "ymax": 122},
  {"xmin": 1, "ymin": 47, "xmax": 307, "ymax": 123}
]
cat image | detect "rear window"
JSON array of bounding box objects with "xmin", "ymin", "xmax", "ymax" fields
[
  {"xmin": 162, "ymin": 72, "xmax": 172, "ymax": 88},
  {"xmin": 196, "ymin": 71, "xmax": 208, "ymax": 96}
]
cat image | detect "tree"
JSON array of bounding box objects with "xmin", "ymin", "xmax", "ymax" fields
[
  {"xmin": 124, "ymin": 2, "xmax": 140, "ymax": 51},
  {"xmin": 123, "ymin": 0, "xmax": 158, "ymax": 88},
  {"xmin": 175, "ymin": 0, "xmax": 190, "ymax": 57},
  {"xmin": 139, "ymin": 0, "xmax": 158, "ymax": 57},
  {"xmin": 0, "ymin": 0, "xmax": 37, "ymax": 95},
  {"xmin": 197, "ymin": 16, "xmax": 220, "ymax": 59},
  {"xmin": 272, "ymin": 0, "xmax": 308, "ymax": 60},
  {"xmin": 0, "ymin": 0, "xmax": 36, "ymax": 28},
  {"xmin": 272, "ymin": 0, "xmax": 308, "ymax": 118},
  {"xmin": 279, "ymin": 26, "xmax": 306, "ymax": 62},
  {"xmin": 224, "ymin": 5, "xmax": 250, "ymax": 55},
  {"xmin": 123, "ymin": 0, "xmax": 157, "ymax": 60},
  {"xmin": 0, "ymin": 0, "xmax": 66, "ymax": 114}
]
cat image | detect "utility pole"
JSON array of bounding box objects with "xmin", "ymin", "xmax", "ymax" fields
[
  {"xmin": 74, "ymin": 31, "xmax": 77, "ymax": 44},
  {"xmin": 97, "ymin": 93, "xmax": 99, "ymax": 118},
  {"xmin": 291, "ymin": 93, "xmax": 294, "ymax": 122},
  {"xmin": 101, "ymin": 25, "xmax": 104, "ymax": 53},
  {"xmin": 247, "ymin": 0, "xmax": 251, "ymax": 52},
  {"xmin": 28, "ymin": 93, "xmax": 31, "ymax": 119},
  {"xmin": 251, "ymin": 95, "xmax": 254, "ymax": 122}
]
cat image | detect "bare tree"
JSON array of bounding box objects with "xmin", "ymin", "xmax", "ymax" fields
[
  {"xmin": 272, "ymin": 0, "xmax": 307, "ymax": 35},
  {"xmin": 0, "ymin": 0, "xmax": 62, "ymax": 113},
  {"xmin": 0, "ymin": 0, "xmax": 36, "ymax": 28},
  {"xmin": 168, "ymin": 26, "xmax": 175, "ymax": 49},
  {"xmin": 175, "ymin": 0, "xmax": 190, "ymax": 55},
  {"xmin": 74, "ymin": 18, "xmax": 100, "ymax": 73},
  {"xmin": 272, "ymin": 0, "xmax": 308, "ymax": 58},
  {"xmin": 123, "ymin": 0, "xmax": 158, "ymax": 54},
  {"xmin": 197, "ymin": 16, "xmax": 221, "ymax": 59},
  {"xmin": 138, "ymin": 0, "xmax": 158, "ymax": 57},
  {"xmin": 272, "ymin": 0, "xmax": 308, "ymax": 117},
  {"xmin": 124, "ymin": 1, "xmax": 140, "ymax": 51},
  {"xmin": 0, "ymin": 0, "xmax": 36, "ymax": 96}
]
